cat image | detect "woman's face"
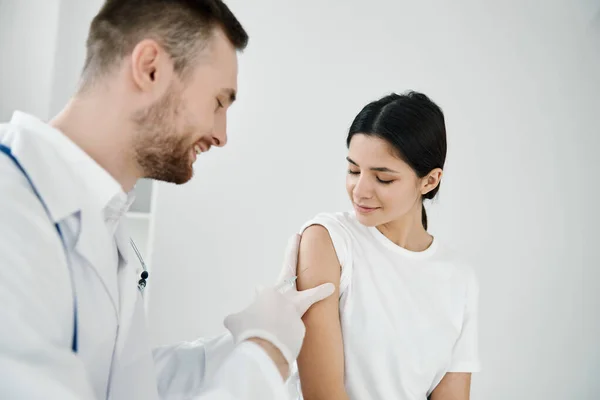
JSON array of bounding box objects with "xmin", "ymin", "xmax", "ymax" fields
[{"xmin": 346, "ymin": 134, "xmax": 426, "ymax": 227}]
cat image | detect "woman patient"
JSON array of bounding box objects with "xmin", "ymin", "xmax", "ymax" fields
[{"xmin": 289, "ymin": 91, "xmax": 481, "ymax": 399}]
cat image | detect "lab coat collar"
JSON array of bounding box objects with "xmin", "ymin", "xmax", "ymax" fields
[
  {"xmin": 7, "ymin": 111, "xmax": 135, "ymax": 222},
  {"xmin": 5, "ymin": 111, "xmax": 83, "ymax": 222},
  {"xmin": 3, "ymin": 111, "xmax": 134, "ymax": 304}
]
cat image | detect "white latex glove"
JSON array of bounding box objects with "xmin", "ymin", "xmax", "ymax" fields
[
  {"xmin": 275, "ymin": 234, "xmax": 335, "ymax": 315},
  {"xmin": 224, "ymin": 234, "xmax": 335, "ymax": 367}
]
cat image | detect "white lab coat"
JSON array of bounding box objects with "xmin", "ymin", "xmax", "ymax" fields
[{"xmin": 0, "ymin": 112, "xmax": 288, "ymax": 399}]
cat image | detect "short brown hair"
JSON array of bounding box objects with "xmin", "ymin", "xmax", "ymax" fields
[{"xmin": 81, "ymin": 0, "xmax": 248, "ymax": 85}]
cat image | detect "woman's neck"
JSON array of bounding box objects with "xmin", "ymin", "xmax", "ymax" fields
[{"xmin": 376, "ymin": 212, "xmax": 433, "ymax": 252}]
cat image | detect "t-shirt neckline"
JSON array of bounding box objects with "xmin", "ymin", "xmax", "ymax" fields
[{"xmin": 367, "ymin": 225, "xmax": 438, "ymax": 259}]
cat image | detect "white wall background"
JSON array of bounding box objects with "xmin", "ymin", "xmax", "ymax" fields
[
  {"xmin": 1, "ymin": 0, "xmax": 599, "ymax": 399},
  {"xmin": 48, "ymin": 0, "xmax": 105, "ymax": 116},
  {"xmin": 0, "ymin": 0, "xmax": 61, "ymax": 121}
]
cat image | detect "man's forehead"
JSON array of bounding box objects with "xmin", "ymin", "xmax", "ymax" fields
[
  {"xmin": 190, "ymin": 53, "xmax": 237, "ymax": 84},
  {"xmin": 204, "ymin": 40, "xmax": 238, "ymax": 81}
]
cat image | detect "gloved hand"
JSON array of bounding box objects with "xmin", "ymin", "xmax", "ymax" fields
[
  {"xmin": 224, "ymin": 234, "xmax": 335, "ymax": 371},
  {"xmin": 267, "ymin": 234, "xmax": 337, "ymax": 313}
]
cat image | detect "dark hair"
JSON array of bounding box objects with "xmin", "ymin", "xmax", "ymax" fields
[
  {"xmin": 82, "ymin": 0, "xmax": 248, "ymax": 85},
  {"xmin": 347, "ymin": 91, "xmax": 447, "ymax": 230}
]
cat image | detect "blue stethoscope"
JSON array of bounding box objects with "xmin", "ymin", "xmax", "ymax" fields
[{"xmin": 0, "ymin": 143, "xmax": 149, "ymax": 354}]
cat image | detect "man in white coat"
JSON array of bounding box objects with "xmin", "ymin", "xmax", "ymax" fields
[{"xmin": 0, "ymin": 0, "xmax": 334, "ymax": 399}]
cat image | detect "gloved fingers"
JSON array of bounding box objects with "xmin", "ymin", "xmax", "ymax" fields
[
  {"xmin": 223, "ymin": 287, "xmax": 307, "ymax": 366},
  {"xmin": 276, "ymin": 233, "xmax": 301, "ymax": 284},
  {"xmin": 292, "ymin": 282, "xmax": 336, "ymax": 316}
]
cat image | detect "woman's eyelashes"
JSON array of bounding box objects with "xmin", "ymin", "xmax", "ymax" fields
[{"xmin": 347, "ymin": 169, "xmax": 395, "ymax": 184}]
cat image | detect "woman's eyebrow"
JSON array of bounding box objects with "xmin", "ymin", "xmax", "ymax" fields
[{"xmin": 346, "ymin": 157, "xmax": 399, "ymax": 173}]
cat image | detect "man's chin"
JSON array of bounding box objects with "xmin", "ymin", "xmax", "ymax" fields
[
  {"xmin": 147, "ymin": 166, "xmax": 193, "ymax": 185},
  {"xmin": 172, "ymin": 169, "xmax": 194, "ymax": 185}
]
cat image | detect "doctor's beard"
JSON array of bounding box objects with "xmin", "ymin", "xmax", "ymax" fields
[{"xmin": 131, "ymin": 85, "xmax": 196, "ymax": 185}]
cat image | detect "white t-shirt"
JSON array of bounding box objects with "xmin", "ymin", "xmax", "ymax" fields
[{"xmin": 287, "ymin": 211, "xmax": 481, "ymax": 400}]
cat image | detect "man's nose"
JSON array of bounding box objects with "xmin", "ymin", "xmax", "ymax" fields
[{"xmin": 212, "ymin": 114, "xmax": 228, "ymax": 147}]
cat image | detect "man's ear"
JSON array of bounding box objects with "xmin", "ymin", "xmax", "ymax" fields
[{"xmin": 130, "ymin": 39, "xmax": 174, "ymax": 95}]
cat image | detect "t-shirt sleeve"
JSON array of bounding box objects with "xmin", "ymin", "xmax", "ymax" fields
[
  {"xmin": 448, "ymin": 268, "xmax": 482, "ymax": 372},
  {"xmin": 299, "ymin": 212, "xmax": 354, "ymax": 294}
]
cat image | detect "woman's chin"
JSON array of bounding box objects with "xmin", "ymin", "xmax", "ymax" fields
[{"xmin": 355, "ymin": 213, "xmax": 380, "ymax": 227}]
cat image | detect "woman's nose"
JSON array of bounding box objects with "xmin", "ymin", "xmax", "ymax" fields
[{"xmin": 353, "ymin": 176, "xmax": 374, "ymax": 200}]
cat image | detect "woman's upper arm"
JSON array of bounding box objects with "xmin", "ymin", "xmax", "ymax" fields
[
  {"xmin": 430, "ymin": 372, "xmax": 472, "ymax": 400},
  {"xmin": 296, "ymin": 224, "xmax": 348, "ymax": 400}
]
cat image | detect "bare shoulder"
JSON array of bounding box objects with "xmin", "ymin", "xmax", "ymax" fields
[
  {"xmin": 431, "ymin": 372, "xmax": 472, "ymax": 399},
  {"xmin": 297, "ymin": 224, "xmax": 342, "ymax": 290},
  {"xmin": 301, "ymin": 224, "xmax": 335, "ymax": 249},
  {"xmin": 295, "ymin": 224, "xmax": 348, "ymax": 398}
]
